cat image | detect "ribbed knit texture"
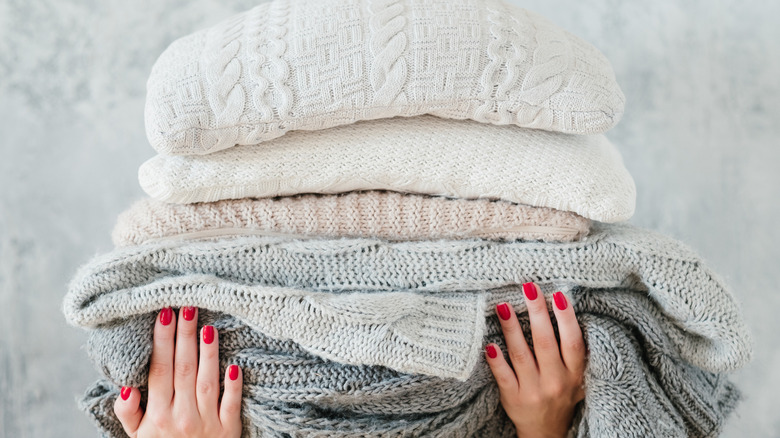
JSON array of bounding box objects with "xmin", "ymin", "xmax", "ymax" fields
[
  {"xmin": 139, "ymin": 116, "xmax": 636, "ymax": 223},
  {"xmin": 144, "ymin": 0, "xmax": 625, "ymax": 156},
  {"xmin": 65, "ymin": 224, "xmax": 752, "ymax": 381},
  {"xmin": 112, "ymin": 191, "xmax": 591, "ymax": 247},
  {"xmin": 77, "ymin": 287, "xmax": 741, "ymax": 438}
]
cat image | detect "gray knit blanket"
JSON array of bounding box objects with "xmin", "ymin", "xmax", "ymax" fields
[{"xmin": 64, "ymin": 224, "xmax": 752, "ymax": 437}]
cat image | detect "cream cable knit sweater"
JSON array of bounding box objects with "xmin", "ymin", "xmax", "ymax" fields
[
  {"xmin": 139, "ymin": 116, "xmax": 636, "ymax": 223},
  {"xmin": 112, "ymin": 191, "xmax": 591, "ymax": 247},
  {"xmin": 145, "ymin": 0, "xmax": 625, "ymax": 155}
]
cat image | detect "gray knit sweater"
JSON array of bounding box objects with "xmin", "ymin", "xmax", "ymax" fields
[{"xmin": 64, "ymin": 224, "xmax": 752, "ymax": 437}]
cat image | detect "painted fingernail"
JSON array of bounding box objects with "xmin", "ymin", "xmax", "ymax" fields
[
  {"xmin": 554, "ymin": 292, "xmax": 568, "ymax": 310},
  {"xmin": 159, "ymin": 307, "xmax": 173, "ymax": 326},
  {"xmin": 229, "ymin": 364, "xmax": 239, "ymax": 381},
  {"xmin": 182, "ymin": 306, "xmax": 196, "ymax": 321},
  {"xmin": 485, "ymin": 344, "xmax": 498, "ymax": 359},
  {"xmin": 202, "ymin": 325, "xmax": 215, "ymax": 344},
  {"xmin": 496, "ymin": 303, "xmax": 511, "ymax": 321},
  {"xmin": 522, "ymin": 282, "xmax": 538, "ymax": 300},
  {"xmin": 120, "ymin": 386, "xmax": 131, "ymax": 401}
]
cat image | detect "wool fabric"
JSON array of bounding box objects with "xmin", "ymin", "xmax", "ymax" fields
[
  {"xmin": 112, "ymin": 191, "xmax": 591, "ymax": 247},
  {"xmin": 145, "ymin": 0, "xmax": 625, "ymax": 156},
  {"xmin": 139, "ymin": 116, "xmax": 636, "ymax": 223},
  {"xmin": 64, "ymin": 223, "xmax": 751, "ymax": 381},
  {"xmin": 77, "ymin": 287, "xmax": 741, "ymax": 438}
]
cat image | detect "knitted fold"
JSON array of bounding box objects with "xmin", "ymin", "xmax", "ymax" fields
[
  {"xmin": 138, "ymin": 116, "xmax": 637, "ymax": 223},
  {"xmin": 65, "ymin": 223, "xmax": 752, "ymax": 381},
  {"xmin": 112, "ymin": 191, "xmax": 591, "ymax": 247},
  {"xmin": 145, "ymin": 0, "xmax": 625, "ymax": 155},
  {"xmin": 78, "ymin": 288, "xmax": 741, "ymax": 438}
]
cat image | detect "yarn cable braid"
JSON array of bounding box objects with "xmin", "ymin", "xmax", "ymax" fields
[
  {"xmin": 369, "ymin": 0, "xmax": 408, "ymax": 106},
  {"xmin": 203, "ymin": 14, "xmax": 245, "ymax": 152},
  {"xmin": 475, "ymin": 3, "xmax": 527, "ymax": 124}
]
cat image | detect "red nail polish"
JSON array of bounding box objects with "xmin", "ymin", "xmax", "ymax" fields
[
  {"xmin": 182, "ymin": 306, "xmax": 196, "ymax": 321},
  {"xmin": 554, "ymin": 292, "xmax": 568, "ymax": 310},
  {"xmin": 229, "ymin": 364, "xmax": 239, "ymax": 381},
  {"xmin": 485, "ymin": 344, "xmax": 498, "ymax": 359},
  {"xmin": 202, "ymin": 325, "xmax": 215, "ymax": 344},
  {"xmin": 159, "ymin": 307, "xmax": 173, "ymax": 326},
  {"xmin": 120, "ymin": 386, "xmax": 131, "ymax": 401},
  {"xmin": 496, "ymin": 303, "xmax": 511, "ymax": 321},
  {"xmin": 522, "ymin": 282, "xmax": 538, "ymax": 300}
]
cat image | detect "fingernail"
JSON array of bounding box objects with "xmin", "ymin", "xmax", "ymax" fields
[
  {"xmin": 159, "ymin": 307, "xmax": 173, "ymax": 326},
  {"xmin": 202, "ymin": 325, "xmax": 215, "ymax": 344},
  {"xmin": 496, "ymin": 303, "xmax": 511, "ymax": 321},
  {"xmin": 522, "ymin": 282, "xmax": 538, "ymax": 300},
  {"xmin": 554, "ymin": 291, "xmax": 568, "ymax": 310},
  {"xmin": 182, "ymin": 306, "xmax": 196, "ymax": 321},
  {"xmin": 485, "ymin": 344, "xmax": 498, "ymax": 359},
  {"xmin": 229, "ymin": 364, "xmax": 239, "ymax": 381},
  {"xmin": 120, "ymin": 386, "xmax": 131, "ymax": 401}
]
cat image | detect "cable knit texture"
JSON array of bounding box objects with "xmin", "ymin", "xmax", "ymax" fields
[
  {"xmin": 112, "ymin": 191, "xmax": 591, "ymax": 247},
  {"xmin": 144, "ymin": 0, "xmax": 626, "ymax": 155},
  {"xmin": 69, "ymin": 270, "xmax": 746, "ymax": 436},
  {"xmin": 138, "ymin": 116, "xmax": 636, "ymax": 223},
  {"xmin": 64, "ymin": 223, "xmax": 752, "ymax": 381}
]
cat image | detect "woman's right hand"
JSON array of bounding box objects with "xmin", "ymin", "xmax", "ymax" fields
[{"xmin": 113, "ymin": 306, "xmax": 243, "ymax": 438}]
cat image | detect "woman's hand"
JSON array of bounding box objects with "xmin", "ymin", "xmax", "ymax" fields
[
  {"xmin": 113, "ymin": 307, "xmax": 243, "ymax": 438},
  {"xmin": 486, "ymin": 282, "xmax": 586, "ymax": 438}
]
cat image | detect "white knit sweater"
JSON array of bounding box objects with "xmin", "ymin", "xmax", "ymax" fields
[
  {"xmin": 139, "ymin": 116, "xmax": 636, "ymax": 222},
  {"xmin": 144, "ymin": 0, "xmax": 625, "ymax": 155}
]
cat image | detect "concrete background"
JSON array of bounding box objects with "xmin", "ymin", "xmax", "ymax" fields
[{"xmin": 1, "ymin": 0, "xmax": 777, "ymax": 436}]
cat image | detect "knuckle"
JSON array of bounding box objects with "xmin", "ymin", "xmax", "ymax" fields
[
  {"xmin": 533, "ymin": 335, "xmax": 559, "ymax": 351},
  {"xmin": 112, "ymin": 399, "xmax": 127, "ymax": 418},
  {"xmin": 148, "ymin": 362, "xmax": 172, "ymax": 378},
  {"xmin": 498, "ymin": 392, "xmax": 521, "ymax": 409},
  {"xmin": 492, "ymin": 370, "xmax": 516, "ymax": 389},
  {"xmin": 508, "ymin": 348, "xmax": 531, "ymax": 364},
  {"xmin": 564, "ymin": 338, "xmax": 587, "ymax": 356},
  {"xmin": 177, "ymin": 323, "xmax": 197, "ymax": 338},
  {"xmin": 174, "ymin": 362, "xmax": 197, "ymax": 379},
  {"xmin": 201, "ymin": 345, "xmax": 219, "ymax": 361},
  {"xmin": 149, "ymin": 411, "xmax": 170, "ymax": 430},
  {"xmin": 523, "ymin": 392, "xmax": 542, "ymax": 406},
  {"xmin": 197, "ymin": 380, "xmax": 216, "ymax": 396},
  {"xmin": 221, "ymin": 400, "xmax": 242, "ymax": 417},
  {"xmin": 571, "ymin": 372, "xmax": 585, "ymax": 389},
  {"xmin": 527, "ymin": 300, "xmax": 549, "ymax": 314},
  {"xmin": 544, "ymin": 381, "xmax": 567, "ymax": 398},
  {"xmin": 500, "ymin": 320, "xmax": 521, "ymax": 335},
  {"xmin": 174, "ymin": 416, "xmax": 198, "ymax": 435},
  {"xmin": 154, "ymin": 329, "xmax": 174, "ymax": 345}
]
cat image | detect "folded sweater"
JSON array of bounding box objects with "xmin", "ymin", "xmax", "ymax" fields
[
  {"xmin": 145, "ymin": 0, "xmax": 625, "ymax": 155},
  {"xmin": 77, "ymin": 287, "xmax": 741, "ymax": 437},
  {"xmin": 112, "ymin": 191, "xmax": 591, "ymax": 247},
  {"xmin": 65, "ymin": 223, "xmax": 751, "ymax": 381},
  {"xmin": 139, "ymin": 116, "xmax": 636, "ymax": 223}
]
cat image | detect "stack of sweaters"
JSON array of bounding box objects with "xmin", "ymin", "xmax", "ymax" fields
[{"xmin": 63, "ymin": 0, "xmax": 753, "ymax": 437}]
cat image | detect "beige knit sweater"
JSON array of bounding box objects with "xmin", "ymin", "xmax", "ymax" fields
[{"xmin": 112, "ymin": 191, "xmax": 591, "ymax": 246}]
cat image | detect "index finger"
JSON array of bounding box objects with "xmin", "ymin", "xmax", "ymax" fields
[
  {"xmin": 147, "ymin": 307, "xmax": 176, "ymax": 410},
  {"xmin": 551, "ymin": 291, "xmax": 587, "ymax": 376}
]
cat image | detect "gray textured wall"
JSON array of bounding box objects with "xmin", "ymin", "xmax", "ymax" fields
[{"xmin": 1, "ymin": 0, "xmax": 777, "ymax": 436}]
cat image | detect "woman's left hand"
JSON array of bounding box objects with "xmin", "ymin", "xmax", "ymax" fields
[{"xmin": 485, "ymin": 282, "xmax": 587, "ymax": 438}]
